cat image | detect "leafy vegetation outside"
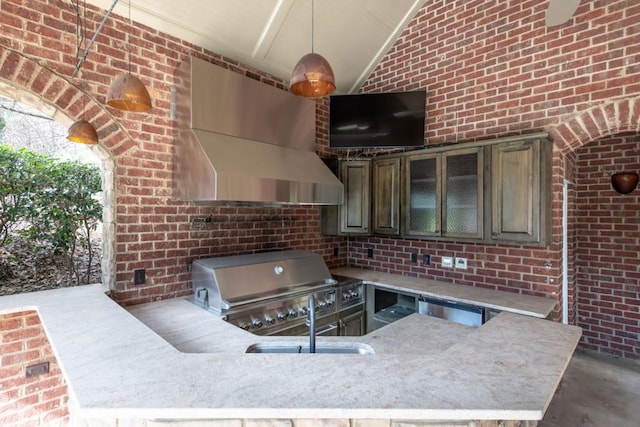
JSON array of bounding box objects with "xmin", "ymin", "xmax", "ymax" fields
[{"xmin": 0, "ymin": 143, "xmax": 103, "ymax": 293}]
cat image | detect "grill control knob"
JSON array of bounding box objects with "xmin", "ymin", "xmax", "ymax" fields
[
  {"xmin": 277, "ymin": 311, "xmax": 288, "ymax": 321},
  {"xmin": 265, "ymin": 316, "xmax": 275, "ymax": 325},
  {"xmin": 252, "ymin": 319, "xmax": 263, "ymax": 329},
  {"xmin": 299, "ymin": 306, "xmax": 309, "ymax": 316},
  {"xmin": 288, "ymin": 309, "xmax": 298, "ymax": 318},
  {"xmin": 318, "ymin": 300, "xmax": 327, "ymax": 309},
  {"xmin": 349, "ymin": 290, "xmax": 359, "ymax": 298},
  {"xmin": 327, "ymin": 299, "xmax": 334, "ymax": 307}
]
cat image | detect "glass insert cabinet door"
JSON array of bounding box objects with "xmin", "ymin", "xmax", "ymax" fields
[
  {"xmin": 405, "ymin": 148, "xmax": 483, "ymax": 238},
  {"xmin": 442, "ymin": 148, "xmax": 483, "ymax": 238},
  {"xmin": 406, "ymin": 153, "xmax": 441, "ymax": 236}
]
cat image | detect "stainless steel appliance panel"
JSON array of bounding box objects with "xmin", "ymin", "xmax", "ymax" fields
[{"xmin": 418, "ymin": 297, "xmax": 484, "ymax": 327}]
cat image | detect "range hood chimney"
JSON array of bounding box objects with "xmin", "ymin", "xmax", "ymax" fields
[{"xmin": 173, "ymin": 57, "xmax": 343, "ymax": 205}]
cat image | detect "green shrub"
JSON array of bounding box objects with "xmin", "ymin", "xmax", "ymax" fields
[{"xmin": 0, "ymin": 144, "xmax": 102, "ymax": 285}]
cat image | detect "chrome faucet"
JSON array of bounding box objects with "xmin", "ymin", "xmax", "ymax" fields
[{"xmin": 306, "ymin": 293, "xmax": 316, "ymax": 353}]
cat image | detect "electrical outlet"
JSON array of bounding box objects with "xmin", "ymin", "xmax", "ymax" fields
[
  {"xmin": 411, "ymin": 253, "xmax": 418, "ymax": 263},
  {"xmin": 423, "ymin": 254, "xmax": 430, "ymax": 265},
  {"xmin": 25, "ymin": 362, "xmax": 49, "ymax": 378},
  {"xmin": 441, "ymin": 256, "xmax": 453, "ymax": 268},
  {"xmin": 134, "ymin": 269, "xmax": 146, "ymax": 285},
  {"xmin": 455, "ymin": 257, "xmax": 468, "ymax": 270}
]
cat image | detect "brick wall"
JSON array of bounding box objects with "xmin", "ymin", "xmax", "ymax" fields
[
  {"xmin": 342, "ymin": 0, "xmax": 640, "ymax": 350},
  {"xmin": 0, "ymin": 311, "xmax": 69, "ymax": 426},
  {"xmin": 0, "ymin": 0, "xmax": 345, "ymax": 305},
  {"xmin": 575, "ymin": 135, "xmax": 640, "ymax": 359}
]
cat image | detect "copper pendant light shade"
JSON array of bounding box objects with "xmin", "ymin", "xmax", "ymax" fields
[
  {"xmin": 67, "ymin": 119, "xmax": 99, "ymax": 145},
  {"xmin": 106, "ymin": 73, "xmax": 152, "ymax": 112},
  {"xmin": 611, "ymin": 172, "xmax": 639, "ymax": 194},
  {"xmin": 290, "ymin": 0, "xmax": 336, "ymax": 98},
  {"xmin": 290, "ymin": 53, "xmax": 336, "ymax": 98}
]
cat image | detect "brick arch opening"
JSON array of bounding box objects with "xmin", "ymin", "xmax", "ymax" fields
[
  {"xmin": 549, "ymin": 96, "xmax": 640, "ymax": 153},
  {"xmin": 0, "ymin": 53, "xmax": 127, "ymax": 291},
  {"xmin": 548, "ymin": 97, "xmax": 640, "ymax": 358}
]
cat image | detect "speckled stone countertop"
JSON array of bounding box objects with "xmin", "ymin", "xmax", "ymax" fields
[
  {"xmin": 332, "ymin": 267, "xmax": 556, "ymax": 318},
  {"xmin": 0, "ymin": 284, "xmax": 580, "ymax": 422}
]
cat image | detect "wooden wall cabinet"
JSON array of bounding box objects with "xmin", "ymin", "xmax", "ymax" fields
[
  {"xmin": 321, "ymin": 160, "xmax": 371, "ymax": 236},
  {"xmin": 372, "ymin": 157, "xmax": 400, "ymax": 235},
  {"xmin": 488, "ymin": 137, "xmax": 551, "ymax": 244},
  {"xmin": 321, "ymin": 133, "xmax": 551, "ymax": 245}
]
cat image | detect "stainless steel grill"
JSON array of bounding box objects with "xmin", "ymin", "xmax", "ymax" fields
[{"xmin": 191, "ymin": 250, "xmax": 364, "ymax": 336}]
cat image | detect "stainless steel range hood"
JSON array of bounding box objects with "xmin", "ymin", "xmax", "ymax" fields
[{"xmin": 173, "ymin": 57, "xmax": 343, "ymax": 205}]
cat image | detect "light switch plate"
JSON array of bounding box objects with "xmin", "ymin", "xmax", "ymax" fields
[
  {"xmin": 455, "ymin": 257, "xmax": 468, "ymax": 269},
  {"xmin": 442, "ymin": 256, "xmax": 453, "ymax": 268}
]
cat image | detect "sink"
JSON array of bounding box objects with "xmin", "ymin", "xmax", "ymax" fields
[{"xmin": 245, "ymin": 343, "xmax": 375, "ymax": 354}]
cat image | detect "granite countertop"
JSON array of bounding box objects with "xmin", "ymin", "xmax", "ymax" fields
[
  {"xmin": 0, "ymin": 284, "xmax": 581, "ymax": 422},
  {"xmin": 332, "ymin": 267, "xmax": 556, "ymax": 318}
]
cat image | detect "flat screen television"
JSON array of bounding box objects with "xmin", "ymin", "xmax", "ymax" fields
[{"xmin": 329, "ymin": 90, "xmax": 426, "ymax": 149}]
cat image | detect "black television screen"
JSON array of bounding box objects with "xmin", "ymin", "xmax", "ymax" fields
[{"xmin": 329, "ymin": 90, "xmax": 426, "ymax": 149}]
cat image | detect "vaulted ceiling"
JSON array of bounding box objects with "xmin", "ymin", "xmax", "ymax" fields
[{"xmin": 85, "ymin": 0, "xmax": 426, "ymax": 94}]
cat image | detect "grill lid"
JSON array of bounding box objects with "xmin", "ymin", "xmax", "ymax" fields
[{"xmin": 191, "ymin": 250, "xmax": 335, "ymax": 311}]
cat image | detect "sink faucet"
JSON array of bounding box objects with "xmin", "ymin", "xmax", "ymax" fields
[{"xmin": 306, "ymin": 294, "xmax": 316, "ymax": 353}]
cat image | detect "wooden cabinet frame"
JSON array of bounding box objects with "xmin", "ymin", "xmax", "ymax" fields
[{"xmin": 320, "ymin": 132, "xmax": 551, "ymax": 246}]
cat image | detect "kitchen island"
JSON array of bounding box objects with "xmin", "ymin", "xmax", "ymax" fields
[{"xmin": 0, "ymin": 283, "xmax": 581, "ymax": 426}]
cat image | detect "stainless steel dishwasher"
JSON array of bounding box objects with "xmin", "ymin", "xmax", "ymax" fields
[{"xmin": 418, "ymin": 296, "xmax": 484, "ymax": 327}]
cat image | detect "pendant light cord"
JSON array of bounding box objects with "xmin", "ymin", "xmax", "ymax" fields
[
  {"xmin": 311, "ymin": 0, "xmax": 314, "ymax": 54},
  {"xmin": 127, "ymin": 0, "xmax": 132, "ymax": 74}
]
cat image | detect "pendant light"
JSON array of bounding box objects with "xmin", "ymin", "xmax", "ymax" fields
[
  {"xmin": 68, "ymin": 77, "xmax": 98, "ymax": 145},
  {"xmin": 290, "ymin": 0, "xmax": 336, "ymax": 98},
  {"xmin": 106, "ymin": 0, "xmax": 152, "ymax": 112},
  {"xmin": 68, "ymin": 1, "xmax": 98, "ymax": 145},
  {"xmin": 67, "ymin": 119, "xmax": 98, "ymax": 145}
]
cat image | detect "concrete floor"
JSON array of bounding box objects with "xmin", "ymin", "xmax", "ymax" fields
[{"xmin": 540, "ymin": 349, "xmax": 640, "ymax": 427}]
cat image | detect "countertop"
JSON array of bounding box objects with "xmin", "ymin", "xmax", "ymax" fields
[
  {"xmin": 332, "ymin": 267, "xmax": 556, "ymax": 318},
  {"xmin": 0, "ymin": 284, "xmax": 581, "ymax": 422}
]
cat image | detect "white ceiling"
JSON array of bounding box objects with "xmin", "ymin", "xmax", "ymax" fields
[{"xmin": 84, "ymin": 0, "xmax": 426, "ymax": 94}]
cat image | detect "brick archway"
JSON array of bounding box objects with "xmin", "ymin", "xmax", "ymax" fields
[
  {"xmin": 0, "ymin": 51, "xmax": 129, "ymax": 290},
  {"xmin": 549, "ymin": 96, "xmax": 640, "ymax": 153},
  {"xmin": 547, "ymin": 96, "xmax": 640, "ymax": 331}
]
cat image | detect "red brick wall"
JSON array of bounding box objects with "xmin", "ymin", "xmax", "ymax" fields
[
  {"xmin": 0, "ymin": 0, "xmax": 345, "ymax": 305},
  {"xmin": 0, "ymin": 311, "xmax": 69, "ymax": 426},
  {"xmin": 348, "ymin": 0, "xmax": 640, "ymax": 357},
  {"xmin": 115, "ymin": 205, "xmax": 347, "ymax": 305},
  {"xmin": 575, "ymin": 135, "xmax": 640, "ymax": 359}
]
